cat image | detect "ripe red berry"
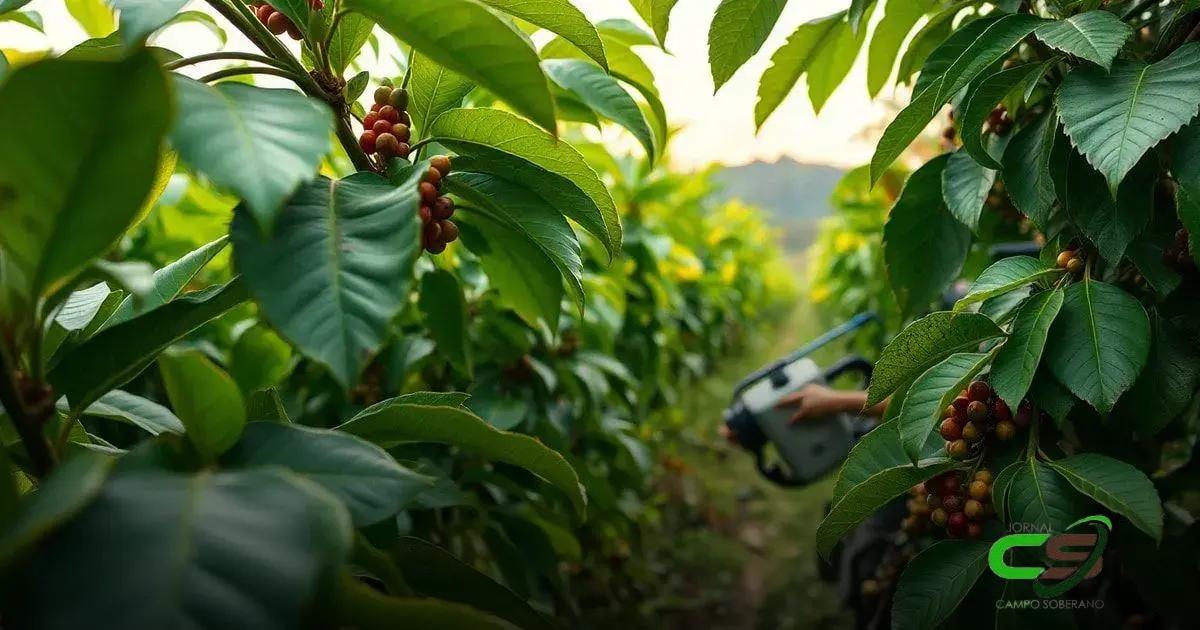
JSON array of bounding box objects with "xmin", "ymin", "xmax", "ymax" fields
[
  {"xmin": 942, "ymin": 494, "xmax": 964, "ymax": 513},
  {"xmin": 439, "ymin": 220, "xmax": 459, "ymax": 243},
  {"xmin": 285, "ymin": 23, "xmax": 302, "ymax": 40},
  {"xmin": 423, "ymin": 167, "xmax": 442, "ymax": 187},
  {"xmin": 375, "ymin": 132, "xmax": 399, "ymax": 158},
  {"xmin": 256, "ymin": 4, "xmax": 274, "ymax": 22},
  {"xmin": 992, "ymin": 399, "xmax": 1012, "ymax": 423},
  {"xmin": 939, "ymin": 418, "xmax": 962, "ymax": 441},
  {"xmin": 418, "ymin": 206, "xmax": 432, "ymax": 223},
  {"xmin": 370, "ymin": 102, "xmax": 383, "ymax": 113},
  {"xmin": 392, "ymin": 123, "xmax": 411, "ymax": 143},
  {"xmin": 423, "ymin": 220, "xmax": 442, "ymax": 245},
  {"xmin": 368, "ymin": 120, "xmax": 390, "ymax": 136},
  {"xmin": 363, "ymin": 112, "xmax": 380, "ymax": 129},
  {"xmin": 378, "ymin": 105, "xmax": 400, "ymax": 124},
  {"xmin": 947, "ymin": 512, "xmax": 968, "ymax": 537},
  {"xmin": 1014, "ymin": 401, "xmax": 1033, "ymax": 428},
  {"xmin": 430, "ymin": 155, "xmax": 452, "ymax": 177},
  {"xmin": 359, "ymin": 131, "xmax": 377, "ymax": 154},
  {"xmin": 966, "ymin": 400, "xmax": 988, "ymax": 423},
  {"xmin": 309, "ymin": 0, "xmax": 324, "ymax": 9},
  {"xmin": 419, "ymin": 182, "xmax": 438, "ymax": 204},
  {"xmin": 266, "ymin": 11, "xmax": 290, "ymax": 35},
  {"xmin": 374, "ymin": 86, "xmax": 393, "ymax": 106},
  {"xmin": 396, "ymin": 142, "xmax": 411, "ymax": 159},
  {"xmin": 967, "ymin": 381, "xmax": 992, "ymax": 402},
  {"xmin": 951, "ymin": 395, "xmax": 970, "ymax": 418},
  {"xmin": 426, "ymin": 241, "xmax": 447, "ymax": 254}
]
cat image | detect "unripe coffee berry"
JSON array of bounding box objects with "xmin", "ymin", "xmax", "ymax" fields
[
  {"xmin": 379, "ymin": 105, "xmax": 400, "ymax": 124},
  {"xmin": 1056, "ymin": 250, "xmax": 1073, "ymax": 269},
  {"xmin": 424, "ymin": 166, "xmax": 442, "ymax": 186},
  {"xmin": 376, "ymin": 133, "xmax": 400, "ymax": 158},
  {"xmin": 372, "ymin": 120, "xmax": 393, "ymax": 136},
  {"xmin": 389, "ymin": 87, "xmax": 409, "ymax": 110},
  {"xmin": 926, "ymin": 493, "xmax": 941, "ymax": 509},
  {"xmin": 392, "ymin": 123, "xmax": 411, "ymax": 143},
  {"xmin": 967, "ymin": 381, "xmax": 992, "ymax": 402},
  {"xmin": 430, "ymin": 155, "xmax": 452, "ymax": 177},
  {"xmin": 374, "ymin": 85, "xmax": 392, "ymax": 106},
  {"xmin": 1066, "ymin": 257, "xmax": 1083, "ymax": 273},
  {"xmin": 947, "ymin": 439, "xmax": 969, "ymax": 459},
  {"xmin": 974, "ymin": 469, "xmax": 993, "ymax": 484},
  {"xmin": 966, "ymin": 401, "xmax": 988, "ymax": 423},
  {"xmin": 942, "ymin": 494, "xmax": 963, "ymax": 512},
  {"xmin": 961, "ymin": 421, "xmax": 981, "ymax": 442},
  {"xmin": 969, "ymin": 480, "xmax": 990, "ymax": 500},
  {"xmin": 359, "ymin": 131, "xmax": 377, "ymax": 154},
  {"xmin": 943, "ymin": 405, "xmax": 956, "ymax": 419},
  {"xmin": 396, "ymin": 143, "xmax": 411, "ymax": 159},
  {"xmin": 939, "ymin": 418, "xmax": 962, "ymax": 441},
  {"xmin": 964, "ymin": 499, "xmax": 984, "ymax": 519},
  {"xmin": 931, "ymin": 508, "xmax": 948, "ymax": 527},
  {"xmin": 995, "ymin": 420, "xmax": 1016, "ymax": 441}
]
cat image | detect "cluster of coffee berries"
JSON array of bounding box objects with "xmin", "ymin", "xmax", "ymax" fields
[
  {"xmin": 359, "ymin": 85, "xmax": 412, "ymax": 161},
  {"xmin": 986, "ymin": 106, "xmax": 1013, "ymax": 136},
  {"xmin": 859, "ymin": 541, "xmax": 914, "ymax": 599},
  {"xmin": 1163, "ymin": 228, "xmax": 1197, "ymax": 273},
  {"xmin": 1056, "ymin": 244, "xmax": 1085, "ymax": 274},
  {"xmin": 419, "ymin": 155, "xmax": 457, "ymax": 254},
  {"xmin": 923, "ymin": 469, "xmax": 994, "ymax": 538},
  {"xmin": 250, "ymin": 1, "xmax": 322, "ymax": 40},
  {"xmin": 939, "ymin": 380, "xmax": 1031, "ymax": 459},
  {"xmin": 902, "ymin": 483, "xmax": 932, "ymax": 536}
]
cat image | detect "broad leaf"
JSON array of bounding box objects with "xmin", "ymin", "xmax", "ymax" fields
[
  {"xmin": 707, "ymin": 0, "xmax": 788, "ymax": 91},
  {"xmin": 933, "ymin": 14, "xmax": 1043, "ymax": 105},
  {"xmin": 338, "ymin": 578, "xmax": 518, "ymax": 630},
  {"xmin": 543, "ymin": 58, "xmax": 655, "ymax": 159},
  {"xmin": 346, "ymin": 0, "xmax": 557, "ymax": 133},
  {"xmin": 456, "ymin": 210, "xmax": 564, "ymax": 330},
  {"xmin": 990, "ymin": 288, "xmax": 1064, "ymax": 411},
  {"xmin": 1047, "ymin": 453, "xmax": 1162, "ymax": 541},
  {"xmin": 1116, "ymin": 313, "xmax": 1200, "ymax": 435},
  {"xmin": 848, "ymin": 0, "xmax": 875, "ymax": 34},
  {"xmin": 337, "ymin": 401, "xmax": 587, "ymax": 518},
  {"xmin": 394, "ymin": 537, "xmax": 557, "ymax": 630},
  {"xmin": 1174, "ymin": 123, "xmax": 1200, "ymax": 267},
  {"xmin": 229, "ymin": 325, "xmax": 294, "ymax": 394},
  {"xmin": 1034, "ymin": 10, "xmax": 1132, "ymax": 71},
  {"xmin": 892, "ymin": 541, "xmax": 991, "ymax": 630},
  {"xmin": 0, "ymin": 451, "xmax": 112, "ymax": 567},
  {"xmin": 71, "ymin": 390, "xmax": 185, "ymax": 436},
  {"xmin": 941, "ymin": 147, "xmax": 996, "ymax": 231},
  {"xmin": 230, "ymin": 169, "xmax": 424, "ymax": 390},
  {"xmin": 1028, "ymin": 368, "xmax": 1076, "ymax": 426},
  {"xmin": 961, "ymin": 63, "xmax": 1047, "ymax": 169},
  {"xmin": 408, "ymin": 53, "xmax": 475, "ymax": 138},
  {"xmin": 628, "ymin": 0, "xmax": 678, "ymax": 45},
  {"xmin": 426, "ymin": 108, "xmax": 620, "ymax": 257},
  {"xmin": 883, "ymin": 155, "xmax": 971, "ymax": 317},
  {"xmin": 1005, "ymin": 458, "xmax": 1090, "ymax": 532},
  {"xmin": 0, "ymin": 52, "xmax": 170, "ymax": 305},
  {"xmin": 477, "ymin": 0, "xmax": 607, "ymax": 70},
  {"xmin": 50, "ymin": 279, "xmax": 249, "ymax": 412},
  {"xmin": 9, "ymin": 468, "xmax": 351, "ymax": 630},
  {"xmin": 897, "ymin": 352, "xmax": 992, "ymax": 463},
  {"xmin": 866, "ymin": 0, "xmax": 927, "ymax": 97},
  {"xmin": 158, "ymin": 349, "xmax": 246, "ymax": 459},
  {"xmin": 1054, "ymin": 144, "xmax": 1154, "ymax": 263},
  {"xmin": 103, "ymin": 236, "xmax": 228, "ymax": 328},
  {"xmin": 1045, "ymin": 279, "xmax": 1150, "ymax": 414},
  {"xmin": 65, "ymin": 0, "xmax": 114, "ymax": 36},
  {"xmin": 954, "ymin": 256, "xmax": 1061, "ymax": 311},
  {"xmin": 170, "ymin": 78, "xmax": 332, "ymax": 232},
  {"xmin": 1057, "ymin": 43, "xmax": 1200, "ymax": 192},
  {"xmin": 818, "ymin": 421, "xmax": 955, "ymax": 556},
  {"xmin": 327, "ymin": 13, "xmax": 374, "ymax": 75},
  {"xmin": 418, "ymin": 269, "xmax": 472, "ymax": 376},
  {"xmin": 224, "ymin": 423, "xmax": 433, "ymax": 527},
  {"xmin": 1001, "ymin": 111, "xmax": 1058, "ymax": 227},
  {"xmin": 755, "ymin": 12, "xmax": 853, "ymax": 126},
  {"xmin": 870, "ymin": 80, "xmax": 945, "ymax": 184},
  {"xmin": 866, "ymin": 311, "xmax": 1004, "ymax": 407},
  {"xmin": 109, "ymin": 0, "xmax": 187, "ymax": 44}
]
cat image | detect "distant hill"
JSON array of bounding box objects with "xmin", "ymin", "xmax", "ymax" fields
[{"xmin": 711, "ymin": 158, "xmax": 844, "ymax": 251}]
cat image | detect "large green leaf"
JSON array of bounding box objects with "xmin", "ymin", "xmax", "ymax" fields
[
  {"xmin": 543, "ymin": 58, "xmax": 655, "ymax": 159},
  {"xmin": 1116, "ymin": 314, "xmax": 1200, "ymax": 435},
  {"xmin": 337, "ymin": 401, "xmax": 587, "ymax": 518},
  {"xmin": 941, "ymin": 147, "xmax": 997, "ymax": 232},
  {"xmin": 1045, "ymin": 278, "xmax": 1150, "ymax": 414},
  {"xmin": 170, "ymin": 78, "xmax": 331, "ymax": 232},
  {"xmin": 866, "ymin": 311, "xmax": 1004, "ymax": 407},
  {"xmin": 1002, "ymin": 111, "xmax": 1058, "ymax": 228},
  {"xmin": 866, "ymin": 0, "xmax": 927, "ymax": 97},
  {"xmin": 755, "ymin": 12, "xmax": 856, "ymax": 126},
  {"xmin": 337, "ymin": 577, "xmax": 519, "ymax": 630},
  {"xmin": 991, "ymin": 288, "xmax": 1064, "ymax": 411},
  {"xmin": 961, "ymin": 63, "xmax": 1047, "ymax": 169},
  {"xmin": 1054, "ymin": 143, "xmax": 1154, "ymax": 263},
  {"xmin": 346, "ymin": 0, "xmax": 557, "ymax": 133},
  {"xmin": 50, "ymin": 279, "xmax": 249, "ymax": 412},
  {"xmin": 897, "ymin": 352, "xmax": 992, "ymax": 463},
  {"xmin": 1057, "ymin": 43, "xmax": 1200, "ymax": 192},
  {"xmin": 108, "ymin": 0, "xmax": 187, "ymax": 43},
  {"xmin": 954, "ymin": 256, "xmax": 1061, "ymax": 311},
  {"xmin": 65, "ymin": 0, "xmax": 114, "ymax": 36},
  {"xmin": 0, "ymin": 451, "xmax": 112, "ymax": 567},
  {"xmin": 71, "ymin": 390, "xmax": 185, "ymax": 436},
  {"xmin": 103, "ymin": 236, "xmax": 228, "ymax": 328},
  {"xmin": 393, "ymin": 537, "xmax": 557, "ymax": 630},
  {"xmin": 883, "ymin": 155, "xmax": 971, "ymax": 317},
  {"xmin": 327, "ymin": 13, "xmax": 374, "ymax": 76},
  {"xmin": 408, "ymin": 53, "xmax": 475, "ymax": 139},
  {"xmin": 158, "ymin": 349, "xmax": 246, "ymax": 459},
  {"xmin": 628, "ymin": 0, "xmax": 677, "ymax": 45},
  {"xmin": 230, "ymin": 169, "xmax": 424, "ymax": 390},
  {"xmin": 892, "ymin": 541, "xmax": 991, "ymax": 630},
  {"xmin": 0, "ymin": 0, "xmax": 34, "ymax": 14},
  {"xmin": 933, "ymin": 13, "xmax": 1043, "ymax": 105},
  {"xmin": 477, "ymin": 0, "xmax": 607, "ymax": 70},
  {"xmin": 707, "ymin": 0, "xmax": 788, "ymax": 90},
  {"xmin": 426, "ymin": 108, "xmax": 620, "ymax": 257},
  {"xmin": 1034, "ymin": 10, "xmax": 1132, "ymax": 71},
  {"xmin": 228, "ymin": 324, "xmax": 293, "ymax": 395},
  {"xmin": 0, "ymin": 52, "xmax": 170, "ymax": 305},
  {"xmin": 870, "ymin": 80, "xmax": 944, "ymax": 184},
  {"xmin": 9, "ymin": 468, "xmax": 351, "ymax": 630},
  {"xmin": 456, "ymin": 210, "xmax": 564, "ymax": 330},
  {"xmin": 443, "ymin": 170, "xmax": 583, "ymax": 310},
  {"xmin": 1174, "ymin": 124, "xmax": 1200, "ymax": 267},
  {"xmin": 224, "ymin": 422, "xmax": 433, "ymax": 527},
  {"xmin": 817, "ymin": 421, "xmax": 955, "ymax": 556},
  {"xmin": 1047, "ymin": 453, "xmax": 1161, "ymax": 541},
  {"xmin": 1004, "ymin": 458, "xmax": 1089, "ymax": 533},
  {"xmin": 418, "ymin": 269, "xmax": 472, "ymax": 376}
]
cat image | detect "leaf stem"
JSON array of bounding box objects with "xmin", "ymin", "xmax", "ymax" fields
[
  {"xmin": 0, "ymin": 343, "xmax": 54, "ymax": 478},
  {"xmin": 198, "ymin": 66, "xmax": 306, "ymax": 84},
  {"xmin": 165, "ymin": 51, "xmax": 289, "ymax": 71}
]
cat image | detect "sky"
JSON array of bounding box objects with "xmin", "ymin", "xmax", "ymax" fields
[{"xmin": 2, "ymin": 0, "xmax": 899, "ymax": 171}]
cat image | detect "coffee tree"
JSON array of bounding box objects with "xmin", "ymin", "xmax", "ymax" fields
[{"xmin": 697, "ymin": 0, "xmax": 1200, "ymax": 626}]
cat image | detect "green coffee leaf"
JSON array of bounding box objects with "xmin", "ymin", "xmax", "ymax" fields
[
  {"xmin": 1057, "ymin": 42, "xmax": 1200, "ymax": 192},
  {"xmin": 543, "ymin": 58, "xmax": 656, "ymax": 159},
  {"xmin": 230, "ymin": 169, "xmax": 424, "ymax": 390},
  {"xmin": 942, "ymin": 147, "xmax": 997, "ymax": 232},
  {"xmin": 337, "ymin": 401, "xmax": 587, "ymax": 518},
  {"xmin": 327, "ymin": 13, "xmax": 374, "ymax": 75},
  {"xmin": 170, "ymin": 78, "xmax": 332, "ymax": 233},
  {"xmin": 755, "ymin": 12, "xmax": 851, "ymax": 127},
  {"xmin": 1054, "ymin": 144, "xmax": 1154, "ymax": 263},
  {"xmin": 991, "ymin": 288, "xmax": 1064, "ymax": 411},
  {"xmin": 892, "ymin": 540, "xmax": 991, "ymax": 630},
  {"xmin": 108, "ymin": 0, "xmax": 188, "ymax": 44},
  {"xmin": 418, "ymin": 269, "xmax": 472, "ymax": 376},
  {"xmin": 408, "ymin": 53, "xmax": 475, "ymax": 139},
  {"xmin": 954, "ymin": 256, "xmax": 1061, "ymax": 311},
  {"xmin": 707, "ymin": 0, "xmax": 787, "ymax": 91},
  {"xmin": 347, "ymin": 0, "xmax": 557, "ymax": 133},
  {"xmin": 224, "ymin": 423, "xmax": 434, "ymax": 527},
  {"xmin": 1116, "ymin": 313, "xmax": 1200, "ymax": 435},
  {"xmin": 477, "ymin": 0, "xmax": 607, "ymax": 70},
  {"xmin": 1001, "ymin": 111, "xmax": 1058, "ymax": 228},
  {"xmin": 1047, "ymin": 453, "xmax": 1162, "ymax": 541},
  {"xmin": 70, "ymin": 390, "xmax": 185, "ymax": 436},
  {"xmin": 1006, "ymin": 457, "xmax": 1090, "ymax": 533},
  {"xmin": 456, "ymin": 209, "xmax": 564, "ymax": 330},
  {"xmin": 1174, "ymin": 123, "xmax": 1200, "ymax": 267},
  {"xmin": 103, "ymin": 236, "xmax": 228, "ymax": 328},
  {"xmin": 883, "ymin": 155, "xmax": 971, "ymax": 317},
  {"xmin": 933, "ymin": 13, "xmax": 1043, "ymax": 105},
  {"xmin": 866, "ymin": 311, "xmax": 1004, "ymax": 407},
  {"xmin": 1045, "ymin": 278, "xmax": 1150, "ymax": 414},
  {"xmin": 898, "ymin": 352, "xmax": 992, "ymax": 463},
  {"xmin": 628, "ymin": 0, "xmax": 678, "ymax": 45},
  {"xmin": 961, "ymin": 63, "xmax": 1047, "ymax": 169},
  {"xmin": 159, "ymin": 349, "xmax": 246, "ymax": 459},
  {"xmin": 229, "ymin": 325, "xmax": 294, "ymax": 395},
  {"xmin": 866, "ymin": 0, "xmax": 927, "ymax": 97},
  {"xmin": 1034, "ymin": 10, "xmax": 1132, "ymax": 71},
  {"xmin": 426, "ymin": 108, "xmax": 620, "ymax": 257},
  {"xmin": 0, "ymin": 451, "xmax": 112, "ymax": 568}
]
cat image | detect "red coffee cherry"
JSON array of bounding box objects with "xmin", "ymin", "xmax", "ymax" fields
[
  {"xmin": 423, "ymin": 220, "xmax": 442, "ymax": 246},
  {"xmin": 951, "ymin": 395, "xmax": 971, "ymax": 417},
  {"xmin": 370, "ymin": 102, "xmax": 383, "ymax": 113},
  {"xmin": 423, "ymin": 166, "xmax": 442, "ymax": 187},
  {"xmin": 396, "ymin": 142, "xmax": 411, "ymax": 159},
  {"xmin": 426, "ymin": 241, "xmax": 447, "ymax": 254},
  {"xmin": 359, "ymin": 131, "xmax": 377, "ymax": 154},
  {"xmin": 938, "ymin": 473, "xmax": 960, "ymax": 497},
  {"xmin": 363, "ymin": 112, "xmax": 380, "ymax": 129},
  {"xmin": 256, "ymin": 4, "xmax": 274, "ymax": 22},
  {"xmin": 939, "ymin": 418, "xmax": 962, "ymax": 441},
  {"xmin": 266, "ymin": 11, "xmax": 290, "ymax": 35},
  {"xmin": 1014, "ymin": 401, "xmax": 1033, "ymax": 428},
  {"xmin": 947, "ymin": 512, "xmax": 968, "ymax": 537},
  {"xmin": 439, "ymin": 220, "xmax": 459, "ymax": 243},
  {"xmin": 372, "ymin": 120, "xmax": 393, "ymax": 136},
  {"xmin": 378, "ymin": 105, "xmax": 400, "ymax": 124},
  {"xmin": 967, "ymin": 381, "xmax": 993, "ymax": 402},
  {"xmin": 430, "ymin": 155, "xmax": 452, "ymax": 177},
  {"xmin": 942, "ymin": 494, "xmax": 964, "ymax": 513},
  {"xmin": 419, "ymin": 182, "xmax": 438, "ymax": 204},
  {"xmin": 992, "ymin": 399, "xmax": 1012, "ymax": 423},
  {"xmin": 966, "ymin": 400, "xmax": 988, "ymax": 423},
  {"xmin": 418, "ymin": 205, "xmax": 432, "ymax": 223},
  {"xmin": 375, "ymin": 132, "xmax": 400, "ymax": 158}
]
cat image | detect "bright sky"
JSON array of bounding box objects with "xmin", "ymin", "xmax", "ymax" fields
[{"xmin": 2, "ymin": 0, "xmax": 899, "ymax": 170}]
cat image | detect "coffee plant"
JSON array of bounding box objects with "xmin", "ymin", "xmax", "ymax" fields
[
  {"xmin": 0, "ymin": 1, "xmax": 799, "ymax": 628},
  {"xmin": 699, "ymin": 0, "xmax": 1200, "ymax": 627}
]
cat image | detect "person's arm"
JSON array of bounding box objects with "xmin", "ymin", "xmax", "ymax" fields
[{"xmin": 775, "ymin": 383, "xmax": 888, "ymax": 423}]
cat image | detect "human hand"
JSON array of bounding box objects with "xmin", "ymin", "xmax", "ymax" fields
[{"xmin": 775, "ymin": 383, "xmax": 848, "ymax": 424}]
